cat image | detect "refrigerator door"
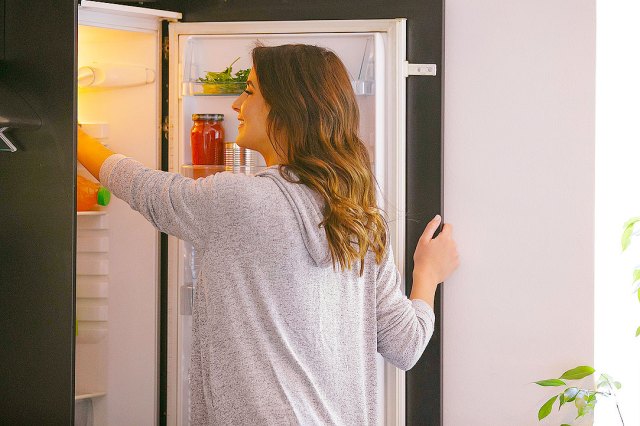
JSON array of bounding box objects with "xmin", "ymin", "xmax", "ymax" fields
[
  {"xmin": 76, "ymin": 3, "xmax": 181, "ymax": 425},
  {"xmin": 167, "ymin": 19, "xmax": 408, "ymax": 426}
]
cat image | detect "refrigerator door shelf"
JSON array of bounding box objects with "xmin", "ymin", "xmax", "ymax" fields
[
  {"xmin": 180, "ymin": 33, "xmax": 378, "ymax": 99},
  {"xmin": 77, "ymin": 305, "xmax": 109, "ymax": 322},
  {"xmin": 76, "ymin": 324, "xmax": 108, "ymax": 344},
  {"xmin": 75, "ymin": 392, "xmax": 107, "ymax": 401},
  {"xmin": 182, "ymin": 80, "xmax": 374, "ymax": 97}
]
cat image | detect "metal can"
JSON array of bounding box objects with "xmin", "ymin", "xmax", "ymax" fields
[
  {"xmin": 224, "ymin": 142, "xmax": 255, "ymax": 171},
  {"xmin": 190, "ymin": 114, "xmax": 224, "ymax": 165}
]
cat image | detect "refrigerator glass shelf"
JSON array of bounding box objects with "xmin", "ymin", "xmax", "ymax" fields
[
  {"xmin": 75, "ymin": 392, "xmax": 106, "ymax": 401},
  {"xmin": 77, "ymin": 211, "xmax": 108, "ymax": 216},
  {"xmin": 182, "ymin": 80, "xmax": 373, "ymax": 97},
  {"xmin": 182, "ymin": 81, "xmax": 246, "ymax": 97},
  {"xmin": 181, "ymin": 164, "xmax": 264, "ymax": 179}
]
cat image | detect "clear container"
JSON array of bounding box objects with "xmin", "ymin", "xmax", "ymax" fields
[{"xmin": 185, "ymin": 81, "xmax": 247, "ymax": 96}]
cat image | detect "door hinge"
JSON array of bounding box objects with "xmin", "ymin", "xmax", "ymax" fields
[
  {"xmin": 403, "ymin": 62, "xmax": 437, "ymax": 77},
  {"xmin": 163, "ymin": 36, "xmax": 170, "ymax": 61},
  {"xmin": 162, "ymin": 115, "xmax": 170, "ymax": 141}
]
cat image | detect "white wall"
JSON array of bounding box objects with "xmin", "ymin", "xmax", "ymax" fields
[
  {"xmin": 595, "ymin": 2, "xmax": 640, "ymax": 425},
  {"xmin": 442, "ymin": 1, "xmax": 596, "ymax": 425}
]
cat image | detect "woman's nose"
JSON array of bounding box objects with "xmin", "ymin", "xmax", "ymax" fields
[{"xmin": 231, "ymin": 93, "xmax": 245, "ymax": 112}]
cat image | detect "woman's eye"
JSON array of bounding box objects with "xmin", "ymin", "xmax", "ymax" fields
[{"xmin": 244, "ymin": 89, "xmax": 253, "ymax": 95}]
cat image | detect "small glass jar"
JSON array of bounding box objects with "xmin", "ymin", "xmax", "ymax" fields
[{"xmin": 190, "ymin": 114, "xmax": 224, "ymax": 165}]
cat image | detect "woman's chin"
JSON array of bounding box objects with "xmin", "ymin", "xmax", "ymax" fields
[{"xmin": 234, "ymin": 137, "xmax": 246, "ymax": 148}]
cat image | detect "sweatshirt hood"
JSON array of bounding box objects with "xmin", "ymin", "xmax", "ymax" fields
[{"xmin": 256, "ymin": 166, "xmax": 333, "ymax": 268}]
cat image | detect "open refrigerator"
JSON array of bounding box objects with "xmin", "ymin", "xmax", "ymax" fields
[{"xmin": 76, "ymin": 1, "xmax": 423, "ymax": 424}]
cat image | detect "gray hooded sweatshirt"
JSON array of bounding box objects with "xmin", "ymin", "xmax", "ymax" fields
[{"xmin": 100, "ymin": 154, "xmax": 435, "ymax": 425}]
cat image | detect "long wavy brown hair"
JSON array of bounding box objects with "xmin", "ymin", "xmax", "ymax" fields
[{"xmin": 252, "ymin": 44, "xmax": 387, "ymax": 274}]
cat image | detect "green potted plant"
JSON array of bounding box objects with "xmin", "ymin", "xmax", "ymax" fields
[{"xmin": 534, "ymin": 366, "xmax": 623, "ymax": 425}]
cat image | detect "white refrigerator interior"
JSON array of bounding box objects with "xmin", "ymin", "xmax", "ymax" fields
[
  {"xmin": 77, "ymin": 2, "xmax": 180, "ymax": 424},
  {"xmin": 168, "ymin": 20, "xmax": 407, "ymax": 426},
  {"xmin": 76, "ymin": 2, "xmax": 408, "ymax": 425}
]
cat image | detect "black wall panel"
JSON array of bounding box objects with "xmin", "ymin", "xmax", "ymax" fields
[
  {"xmin": 0, "ymin": 0, "xmax": 5, "ymax": 61},
  {"xmin": 0, "ymin": 0, "xmax": 77, "ymax": 423}
]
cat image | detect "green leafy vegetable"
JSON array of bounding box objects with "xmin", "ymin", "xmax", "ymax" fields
[{"xmin": 196, "ymin": 57, "xmax": 251, "ymax": 94}]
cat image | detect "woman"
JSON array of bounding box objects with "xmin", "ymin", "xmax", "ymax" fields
[{"xmin": 78, "ymin": 44, "xmax": 458, "ymax": 425}]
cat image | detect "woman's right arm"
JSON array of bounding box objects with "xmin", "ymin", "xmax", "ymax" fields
[
  {"xmin": 77, "ymin": 126, "xmax": 116, "ymax": 181},
  {"xmin": 77, "ymin": 126, "xmax": 221, "ymax": 247}
]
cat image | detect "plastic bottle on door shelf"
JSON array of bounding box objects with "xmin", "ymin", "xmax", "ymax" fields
[{"xmin": 77, "ymin": 175, "xmax": 111, "ymax": 211}]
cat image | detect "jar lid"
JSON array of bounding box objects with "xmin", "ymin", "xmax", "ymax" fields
[{"xmin": 192, "ymin": 113, "xmax": 224, "ymax": 121}]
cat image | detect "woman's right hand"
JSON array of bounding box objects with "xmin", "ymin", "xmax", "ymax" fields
[
  {"xmin": 409, "ymin": 215, "xmax": 459, "ymax": 305},
  {"xmin": 77, "ymin": 125, "xmax": 115, "ymax": 180}
]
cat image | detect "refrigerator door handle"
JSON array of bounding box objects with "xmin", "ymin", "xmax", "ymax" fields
[{"xmin": 0, "ymin": 128, "xmax": 18, "ymax": 152}]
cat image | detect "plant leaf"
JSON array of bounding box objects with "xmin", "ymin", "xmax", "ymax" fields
[
  {"xmin": 560, "ymin": 366, "xmax": 595, "ymax": 380},
  {"xmin": 561, "ymin": 424, "xmax": 572, "ymax": 426},
  {"xmin": 538, "ymin": 395, "xmax": 558, "ymax": 420},
  {"xmin": 564, "ymin": 387, "xmax": 580, "ymax": 402},
  {"xmin": 622, "ymin": 217, "xmax": 640, "ymax": 251},
  {"xmin": 559, "ymin": 392, "xmax": 565, "ymax": 409},
  {"xmin": 636, "ymin": 326, "xmax": 640, "ymax": 337},
  {"xmin": 637, "ymin": 288, "xmax": 640, "ymax": 303},
  {"xmin": 634, "ymin": 269, "xmax": 640, "ymax": 283},
  {"xmin": 575, "ymin": 401, "xmax": 586, "ymax": 418},
  {"xmin": 614, "ymin": 381, "xmax": 622, "ymax": 389},
  {"xmin": 535, "ymin": 379, "xmax": 567, "ymax": 386}
]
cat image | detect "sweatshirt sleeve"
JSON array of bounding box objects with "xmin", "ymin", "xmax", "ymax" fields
[
  {"xmin": 375, "ymin": 244, "xmax": 435, "ymax": 371},
  {"xmin": 99, "ymin": 154, "xmax": 220, "ymax": 248}
]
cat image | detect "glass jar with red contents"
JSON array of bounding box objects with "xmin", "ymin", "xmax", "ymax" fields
[{"xmin": 190, "ymin": 114, "xmax": 225, "ymax": 165}]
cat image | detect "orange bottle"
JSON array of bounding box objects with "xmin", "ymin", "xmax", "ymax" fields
[{"xmin": 77, "ymin": 175, "xmax": 111, "ymax": 211}]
